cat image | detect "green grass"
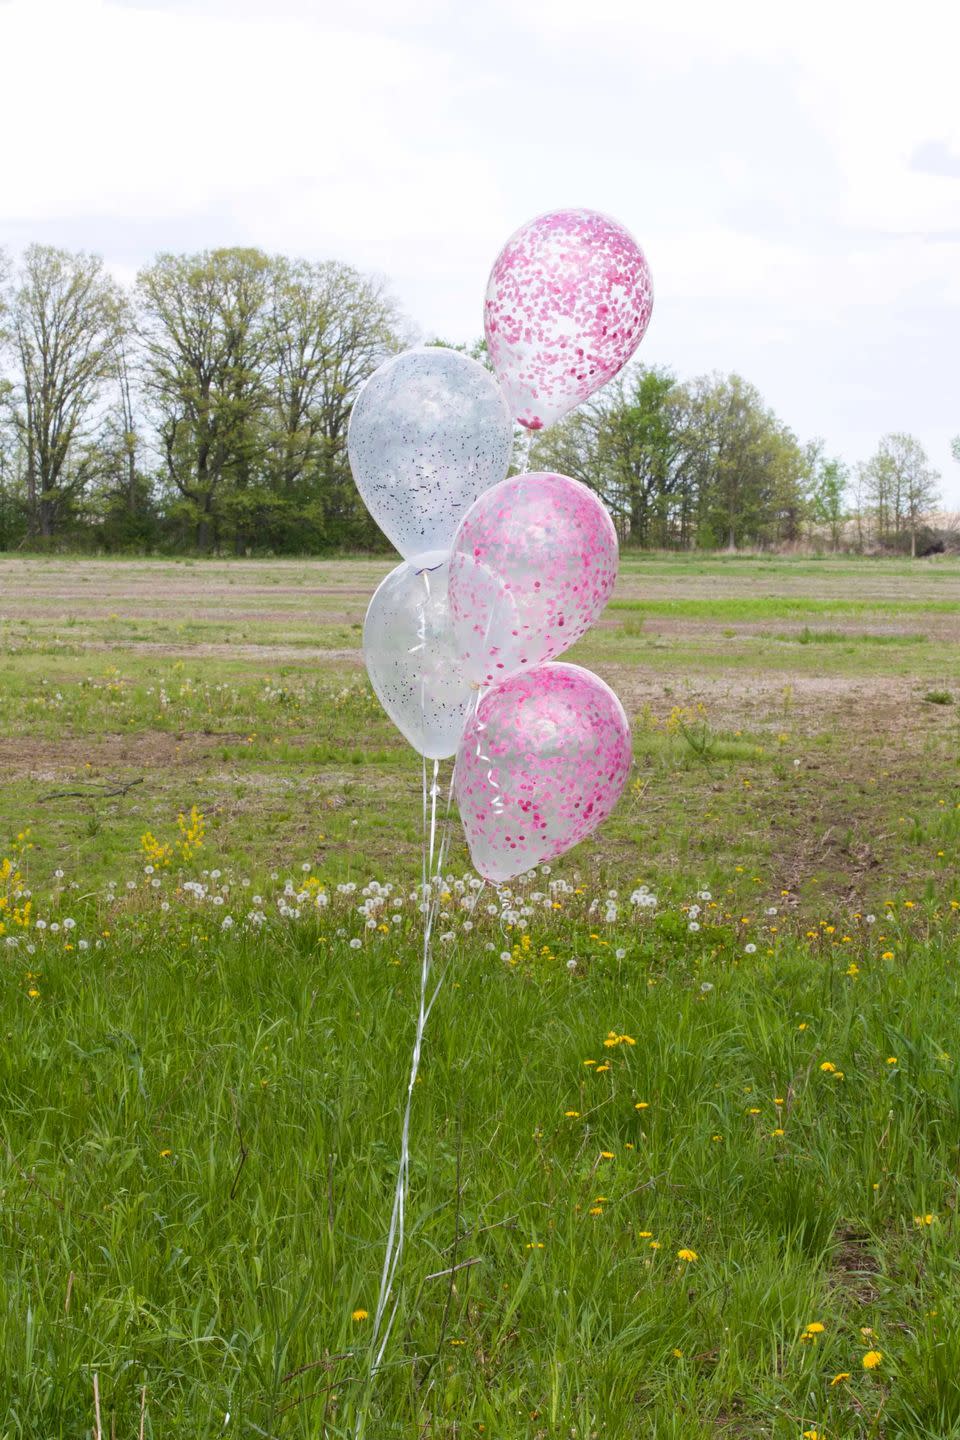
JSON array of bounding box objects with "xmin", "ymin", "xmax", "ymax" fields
[{"xmin": 3, "ymin": 552, "xmax": 960, "ymax": 1436}]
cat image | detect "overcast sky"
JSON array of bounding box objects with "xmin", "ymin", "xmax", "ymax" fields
[{"xmin": 2, "ymin": 0, "xmax": 959, "ymax": 500}]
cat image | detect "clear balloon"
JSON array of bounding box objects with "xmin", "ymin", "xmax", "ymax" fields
[
  {"xmin": 448, "ymin": 472, "xmax": 618, "ymax": 686},
  {"xmin": 348, "ymin": 346, "xmax": 514, "ymax": 559},
  {"xmin": 455, "ymin": 663, "xmax": 632, "ymax": 883},
  {"xmin": 364, "ymin": 551, "xmax": 474, "ymax": 760},
  {"xmin": 484, "ymin": 208, "xmax": 654, "ymax": 431}
]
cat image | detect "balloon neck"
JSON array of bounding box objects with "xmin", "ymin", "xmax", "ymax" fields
[{"xmin": 408, "ymin": 548, "xmax": 449, "ymax": 575}]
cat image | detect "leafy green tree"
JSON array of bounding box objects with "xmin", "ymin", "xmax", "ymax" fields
[
  {"xmin": 9, "ymin": 245, "xmax": 123, "ymax": 541},
  {"xmin": 137, "ymin": 248, "xmax": 273, "ymax": 551},
  {"xmin": 810, "ymin": 449, "xmax": 849, "ymax": 550},
  {"xmin": 689, "ymin": 374, "xmax": 807, "ymax": 550}
]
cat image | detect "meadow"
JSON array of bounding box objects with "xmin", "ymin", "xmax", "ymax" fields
[{"xmin": 2, "ymin": 552, "xmax": 960, "ymax": 1439}]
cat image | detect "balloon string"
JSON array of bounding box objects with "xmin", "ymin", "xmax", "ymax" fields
[{"xmin": 358, "ymin": 569, "xmax": 458, "ymax": 1434}]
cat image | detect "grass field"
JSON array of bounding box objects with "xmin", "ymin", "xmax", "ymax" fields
[{"xmin": 2, "ymin": 553, "xmax": 960, "ymax": 1438}]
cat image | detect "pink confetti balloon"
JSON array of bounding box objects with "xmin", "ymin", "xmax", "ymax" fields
[
  {"xmin": 484, "ymin": 208, "xmax": 654, "ymax": 431},
  {"xmin": 448, "ymin": 472, "xmax": 618, "ymax": 686},
  {"xmin": 455, "ymin": 663, "xmax": 632, "ymax": 883}
]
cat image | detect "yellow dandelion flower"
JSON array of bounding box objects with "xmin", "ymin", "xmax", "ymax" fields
[
  {"xmin": 649, "ymin": 1240, "xmax": 660, "ymax": 1249},
  {"xmin": 831, "ymin": 1372, "xmax": 850, "ymax": 1386},
  {"xmin": 589, "ymin": 1206, "xmax": 604, "ymax": 1216},
  {"xmin": 159, "ymin": 1149, "xmax": 172, "ymax": 1158},
  {"xmin": 672, "ymin": 1347, "xmax": 683, "ymax": 1358},
  {"xmin": 805, "ymin": 1322, "xmax": 825, "ymax": 1335},
  {"xmin": 819, "ymin": 1062, "xmax": 836, "ymax": 1073},
  {"xmin": 600, "ymin": 1150, "xmax": 615, "ymax": 1159},
  {"xmin": 886, "ymin": 1056, "xmax": 898, "ymax": 1065},
  {"xmin": 677, "ymin": 1248, "xmax": 698, "ymax": 1262},
  {"xmin": 564, "ymin": 1110, "xmax": 580, "ymax": 1118},
  {"xmin": 638, "ymin": 1230, "xmax": 652, "ymax": 1238},
  {"xmin": 352, "ymin": 1308, "xmax": 369, "ymax": 1321},
  {"xmin": 634, "ymin": 1101, "xmax": 649, "ymax": 1110},
  {"xmin": 862, "ymin": 1349, "xmax": 883, "ymax": 1370}
]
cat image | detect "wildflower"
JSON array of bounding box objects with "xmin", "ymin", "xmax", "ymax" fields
[
  {"xmin": 564, "ymin": 1110, "xmax": 580, "ymax": 1118},
  {"xmin": 672, "ymin": 1347, "xmax": 683, "ymax": 1358},
  {"xmin": 589, "ymin": 1206, "xmax": 603, "ymax": 1216},
  {"xmin": 634, "ymin": 1101, "xmax": 649, "ymax": 1110},
  {"xmin": 677, "ymin": 1249, "xmax": 698, "ymax": 1263},
  {"xmin": 882, "ymin": 951, "xmax": 894, "ymax": 960},
  {"xmin": 649, "ymin": 1240, "xmax": 660, "ymax": 1249},
  {"xmin": 772, "ymin": 1128, "xmax": 785, "ymax": 1137},
  {"xmin": 802, "ymin": 1431, "xmax": 821, "ymax": 1440},
  {"xmin": 525, "ymin": 1242, "xmax": 544, "ymax": 1250},
  {"xmin": 805, "ymin": 1322, "xmax": 825, "ymax": 1335},
  {"xmin": 886, "ymin": 1056, "xmax": 898, "ymax": 1065},
  {"xmin": 638, "ymin": 1231, "xmax": 652, "ymax": 1238},
  {"xmin": 862, "ymin": 1350, "xmax": 883, "ymax": 1370},
  {"xmin": 600, "ymin": 1150, "xmax": 615, "ymax": 1159},
  {"xmin": 27, "ymin": 988, "xmax": 39, "ymax": 999},
  {"xmin": 913, "ymin": 1213, "xmax": 935, "ymax": 1226},
  {"xmin": 819, "ymin": 1062, "xmax": 836, "ymax": 1073},
  {"xmin": 352, "ymin": 1309, "xmax": 368, "ymax": 1322},
  {"xmin": 831, "ymin": 1373, "xmax": 850, "ymax": 1386},
  {"xmin": 160, "ymin": 1149, "xmax": 172, "ymax": 1158}
]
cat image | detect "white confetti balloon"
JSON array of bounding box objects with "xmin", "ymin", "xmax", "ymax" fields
[
  {"xmin": 363, "ymin": 552, "xmax": 474, "ymax": 760},
  {"xmin": 348, "ymin": 346, "xmax": 513, "ymax": 559}
]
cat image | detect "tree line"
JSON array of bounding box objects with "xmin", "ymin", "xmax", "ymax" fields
[{"xmin": 0, "ymin": 243, "xmax": 955, "ymax": 555}]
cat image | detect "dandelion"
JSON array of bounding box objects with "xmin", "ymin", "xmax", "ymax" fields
[
  {"xmin": 862, "ymin": 1350, "xmax": 883, "ymax": 1370},
  {"xmin": 804, "ymin": 1322, "xmax": 825, "ymax": 1335},
  {"xmin": 677, "ymin": 1249, "xmax": 698, "ymax": 1262},
  {"xmin": 886, "ymin": 1056, "xmax": 898, "ymax": 1065},
  {"xmin": 564, "ymin": 1110, "xmax": 580, "ymax": 1118},
  {"xmin": 819, "ymin": 1062, "xmax": 836, "ymax": 1073},
  {"xmin": 352, "ymin": 1309, "xmax": 368, "ymax": 1322},
  {"xmin": 589, "ymin": 1206, "xmax": 604, "ymax": 1216},
  {"xmin": 831, "ymin": 1373, "xmax": 850, "ymax": 1386},
  {"xmin": 634, "ymin": 1101, "xmax": 649, "ymax": 1111},
  {"xmin": 160, "ymin": 1149, "xmax": 172, "ymax": 1158},
  {"xmin": 672, "ymin": 1347, "xmax": 684, "ymax": 1358}
]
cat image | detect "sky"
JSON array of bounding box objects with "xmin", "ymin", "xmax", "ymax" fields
[{"xmin": 2, "ymin": 0, "xmax": 959, "ymax": 499}]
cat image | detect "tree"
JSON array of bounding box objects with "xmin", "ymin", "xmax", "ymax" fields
[
  {"xmin": 862, "ymin": 433, "xmax": 940, "ymax": 556},
  {"xmin": 137, "ymin": 248, "xmax": 273, "ymax": 551},
  {"xmin": 810, "ymin": 450, "xmax": 849, "ymax": 550},
  {"xmin": 88, "ymin": 317, "xmax": 158, "ymax": 549},
  {"xmin": 263, "ymin": 258, "xmax": 405, "ymax": 548},
  {"xmin": 9, "ymin": 245, "xmax": 122, "ymax": 541},
  {"xmin": 951, "ymin": 436, "xmax": 959, "ymax": 467}
]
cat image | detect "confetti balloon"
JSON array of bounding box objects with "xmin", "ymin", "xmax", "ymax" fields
[
  {"xmin": 484, "ymin": 208, "xmax": 654, "ymax": 430},
  {"xmin": 348, "ymin": 346, "xmax": 513, "ymax": 559},
  {"xmin": 455, "ymin": 663, "xmax": 632, "ymax": 883},
  {"xmin": 448, "ymin": 472, "xmax": 618, "ymax": 687},
  {"xmin": 364, "ymin": 552, "xmax": 474, "ymax": 760}
]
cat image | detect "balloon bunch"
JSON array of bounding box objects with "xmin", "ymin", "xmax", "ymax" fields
[{"xmin": 352, "ymin": 208, "xmax": 654, "ymax": 882}]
